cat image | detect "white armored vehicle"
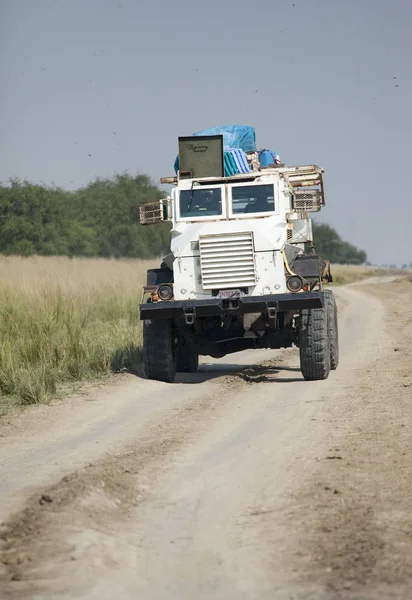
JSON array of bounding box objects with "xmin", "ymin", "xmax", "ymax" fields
[{"xmin": 139, "ymin": 127, "xmax": 338, "ymax": 383}]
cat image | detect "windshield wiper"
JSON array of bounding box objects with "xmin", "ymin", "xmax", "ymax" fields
[{"xmin": 187, "ymin": 181, "xmax": 195, "ymax": 213}]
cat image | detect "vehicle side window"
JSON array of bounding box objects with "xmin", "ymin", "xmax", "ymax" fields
[{"xmin": 232, "ymin": 184, "xmax": 275, "ymax": 215}]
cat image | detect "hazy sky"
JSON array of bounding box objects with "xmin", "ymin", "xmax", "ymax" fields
[{"xmin": 1, "ymin": 0, "xmax": 411, "ymax": 265}]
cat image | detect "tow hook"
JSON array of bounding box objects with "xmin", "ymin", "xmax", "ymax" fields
[
  {"xmin": 183, "ymin": 307, "xmax": 196, "ymax": 325},
  {"xmin": 221, "ymin": 298, "xmax": 240, "ymax": 311},
  {"xmin": 267, "ymin": 304, "xmax": 277, "ymax": 328}
]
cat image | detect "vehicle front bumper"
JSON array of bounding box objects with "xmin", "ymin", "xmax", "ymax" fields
[{"xmin": 140, "ymin": 292, "xmax": 324, "ymax": 321}]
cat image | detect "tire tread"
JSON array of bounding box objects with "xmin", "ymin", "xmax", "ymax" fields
[
  {"xmin": 324, "ymin": 289, "xmax": 339, "ymax": 370},
  {"xmin": 143, "ymin": 319, "xmax": 176, "ymax": 383},
  {"xmin": 299, "ymin": 304, "xmax": 331, "ymax": 381}
]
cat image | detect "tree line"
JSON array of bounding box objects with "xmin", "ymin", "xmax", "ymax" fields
[
  {"xmin": 0, "ymin": 174, "xmax": 367, "ymax": 264},
  {"xmin": 311, "ymin": 222, "xmax": 367, "ymax": 265}
]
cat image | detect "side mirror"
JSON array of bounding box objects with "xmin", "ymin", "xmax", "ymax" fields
[{"xmin": 139, "ymin": 198, "xmax": 172, "ymax": 225}]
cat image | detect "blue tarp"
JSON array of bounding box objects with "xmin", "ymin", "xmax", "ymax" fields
[
  {"xmin": 193, "ymin": 125, "xmax": 256, "ymax": 153},
  {"xmin": 258, "ymin": 149, "xmax": 281, "ymax": 167}
]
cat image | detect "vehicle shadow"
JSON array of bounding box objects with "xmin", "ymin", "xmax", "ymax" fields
[
  {"xmin": 175, "ymin": 362, "xmax": 304, "ymax": 385},
  {"xmin": 112, "ymin": 346, "xmax": 304, "ymax": 385}
]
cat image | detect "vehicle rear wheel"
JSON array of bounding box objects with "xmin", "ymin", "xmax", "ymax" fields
[
  {"xmin": 299, "ymin": 304, "xmax": 331, "ymax": 381},
  {"xmin": 324, "ymin": 289, "xmax": 339, "ymax": 370},
  {"xmin": 143, "ymin": 319, "xmax": 176, "ymax": 382},
  {"xmin": 176, "ymin": 340, "xmax": 199, "ymax": 373}
]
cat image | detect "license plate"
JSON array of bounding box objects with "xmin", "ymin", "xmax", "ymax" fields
[{"xmin": 217, "ymin": 289, "xmax": 245, "ymax": 298}]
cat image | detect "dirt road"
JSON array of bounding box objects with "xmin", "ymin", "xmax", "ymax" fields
[{"xmin": 1, "ymin": 279, "xmax": 412, "ymax": 599}]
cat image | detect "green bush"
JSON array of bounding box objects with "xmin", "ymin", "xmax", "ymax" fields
[
  {"xmin": 0, "ymin": 175, "xmax": 170, "ymax": 259},
  {"xmin": 313, "ymin": 223, "xmax": 367, "ymax": 264}
]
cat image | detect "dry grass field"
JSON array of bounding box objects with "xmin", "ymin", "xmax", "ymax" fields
[
  {"xmin": 0, "ymin": 256, "xmax": 157, "ymax": 410},
  {"xmin": 330, "ymin": 264, "xmax": 383, "ymax": 285},
  {"xmin": 0, "ymin": 256, "xmax": 393, "ymax": 410}
]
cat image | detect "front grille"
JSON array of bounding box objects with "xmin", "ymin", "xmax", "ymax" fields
[{"xmin": 198, "ymin": 232, "xmax": 256, "ymax": 290}]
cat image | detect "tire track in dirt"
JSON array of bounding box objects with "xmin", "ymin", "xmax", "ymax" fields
[
  {"xmin": 0, "ymin": 356, "xmax": 291, "ymax": 599},
  {"xmin": 283, "ymin": 279, "xmax": 412, "ymax": 599}
]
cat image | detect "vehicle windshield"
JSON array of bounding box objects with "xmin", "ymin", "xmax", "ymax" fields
[
  {"xmin": 179, "ymin": 188, "xmax": 222, "ymax": 218},
  {"xmin": 231, "ymin": 184, "xmax": 275, "ymax": 215}
]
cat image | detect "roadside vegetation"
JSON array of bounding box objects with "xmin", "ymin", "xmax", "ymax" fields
[
  {"xmin": 330, "ymin": 264, "xmax": 385, "ymax": 285},
  {"xmin": 0, "ymin": 256, "xmax": 156, "ymax": 411}
]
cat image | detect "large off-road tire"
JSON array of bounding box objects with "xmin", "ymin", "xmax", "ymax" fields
[
  {"xmin": 176, "ymin": 340, "xmax": 199, "ymax": 373},
  {"xmin": 324, "ymin": 289, "xmax": 339, "ymax": 370},
  {"xmin": 299, "ymin": 304, "xmax": 331, "ymax": 381},
  {"xmin": 143, "ymin": 319, "xmax": 176, "ymax": 383}
]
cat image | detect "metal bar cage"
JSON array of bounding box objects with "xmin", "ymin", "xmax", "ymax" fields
[
  {"xmin": 281, "ymin": 166, "xmax": 325, "ymax": 212},
  {"xmin": 139, "ymin": 200, "xmax": 165, "ymax": 225}
]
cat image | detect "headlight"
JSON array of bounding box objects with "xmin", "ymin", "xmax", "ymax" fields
[
  {"xmin": 286, "ymin": 276, "xmax": 303, "ymax": 293},
  {"xmin": 158, "ymin": 284, "xmax": 174, "ymax": 301}
]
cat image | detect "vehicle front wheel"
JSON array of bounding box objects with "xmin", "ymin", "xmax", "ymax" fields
[
  {"xmin": 299, "ymin": 305, "xmax": 331, "ymax": 381},
  {"xmin": 143, "ymin": 319, "xmax": 176, "ymax": 383}
]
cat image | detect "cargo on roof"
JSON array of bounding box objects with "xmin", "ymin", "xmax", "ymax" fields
[{"xmin": 173, "ymin": 125, "xmax": 282, "ymax": 179}]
